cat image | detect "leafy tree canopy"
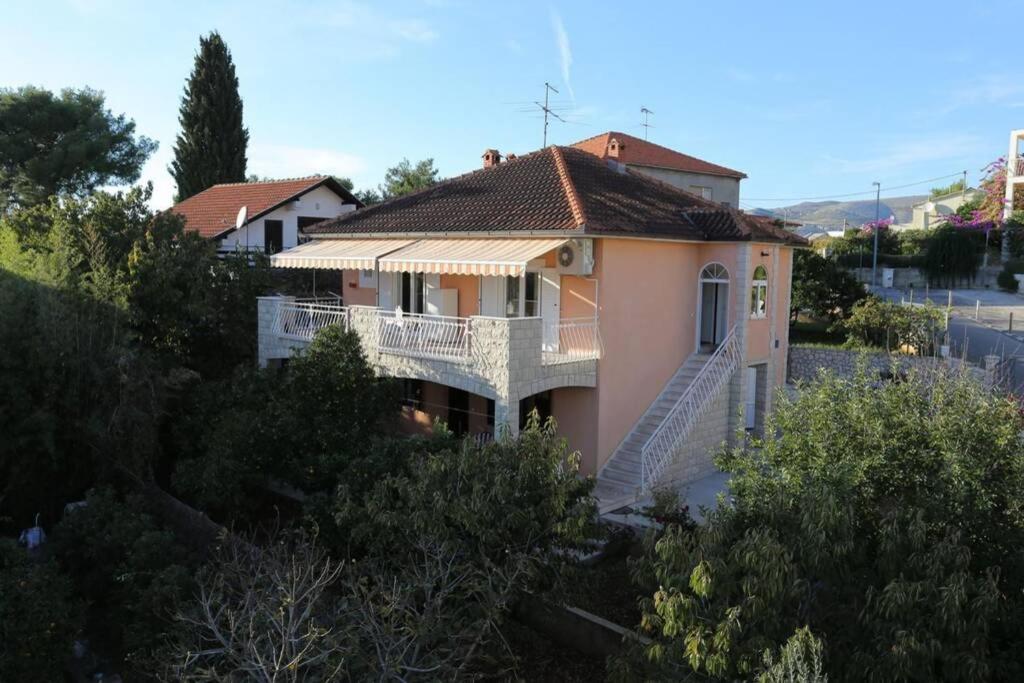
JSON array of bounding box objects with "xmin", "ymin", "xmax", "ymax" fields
[
  {"xmin": 0, "ymin": 86, "xmax": 156, "ymax": 211},
  {"xmin": 627, "ymin": 367, "xmax": 1024, "ymax": 682},
  {"xmin": 791, "ymin": 249, "xmax": 866, "ymax": 322},
  {"xmin": 930, "ymin": 177, "xmax": 966, "ymax": 198},
  {"xmin": 380, "ymin": 157, "xmax": 439, "ymax": 200}
]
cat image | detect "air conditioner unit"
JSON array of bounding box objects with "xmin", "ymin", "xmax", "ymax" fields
[{"xmin": 555, "ymin": 238, "xmax": 594, "ymax": 276}]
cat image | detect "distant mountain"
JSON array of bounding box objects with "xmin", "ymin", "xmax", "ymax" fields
[{"xmin": 749, "ymin": 195, "xmax": 927, "ymax": 228}]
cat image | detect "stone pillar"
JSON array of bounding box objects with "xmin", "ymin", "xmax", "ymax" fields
[
  {"xmin": 727, "ymin": 244, "xmax": 752, "ymax": 443},
  {"xmin": 984, "ymin": 354, "xmax": 1003, "ymax": 391},
  {"xmin": 347, "ymin": 306, "xmax": 381, "ymax": 365},
  {"xmin": 494, "ymin": 396, "xmax": 520, "ymax": 439},
  {"xmin": 257, "ymin": 296, "xmax": 291, "ymax": 367}
]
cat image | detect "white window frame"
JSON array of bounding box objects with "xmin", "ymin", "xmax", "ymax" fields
[
  {"xmin": 690, "ymin": 185, "xmax": 713, "ymax": 201},
  {"xmin": 750, "ymin": 265, "xmax": 768, "ymax": 319},
  {"xmin": 358, "ymin": 269, "xmax": 377, "ymax": 289}
]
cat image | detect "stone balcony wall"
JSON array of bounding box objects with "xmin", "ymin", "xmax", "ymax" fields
[{"xmin": 257, "ymin": 297, "xmax": 597, "ymax": 435}]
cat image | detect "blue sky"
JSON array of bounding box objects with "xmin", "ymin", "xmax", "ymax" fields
[{"xmin": 3, "ymin": 0, "xmax": 1022, "ymax": 212}]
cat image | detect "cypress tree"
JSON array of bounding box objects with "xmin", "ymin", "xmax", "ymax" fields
[{"xmin": 169, "ymin": 32, "xmax": 248, "ymax": 201}]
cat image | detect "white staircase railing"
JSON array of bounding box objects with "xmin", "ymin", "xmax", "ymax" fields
[
  {"xmin": 272, "ymin": 301, "xmax": 349, "ymax": 342},
  {"xmin": 377, "ymin": 310, "xmax": 472, "ymax": 362},
  {"xmin": 640, "ymin": 327, "xmax": 741, "ymax": 493}
]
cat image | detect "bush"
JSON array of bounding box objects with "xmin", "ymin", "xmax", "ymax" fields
[
  {"xmin": 921, "ymin": 225, "xmax": 981, "ymax": 287},
  {"xmin": 843, "ymin": 296, "xmax": 944, "ymax": 354},
  {"xmin": 623, "ymin": 368, "xmax": 1024, "ymax": 681},
  {"xmin": 998, "ymin": 269, "xmax": 1020, "ymax": 292},
  {"xmin": 51, "ymin": 488, "xmax": 195, "ymax": 675},
  {"xmin": 0, "ymin": 539, "xmax": 82, "ymax": 681}
]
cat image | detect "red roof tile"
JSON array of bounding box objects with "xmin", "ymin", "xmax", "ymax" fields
[
  {"xmin": 571, "ymin": 131, "xmax": 746, "ymax": 179},
  {"xmin": 169, "ymin": 176, "xmax": 359, "ymax": 239},
  {"xmin": 306, "ymin": 147, "xmax": 804, "ymax": 246}
]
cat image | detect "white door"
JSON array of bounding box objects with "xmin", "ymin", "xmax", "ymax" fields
[
  {"xmin": 423, "ymin": 273, "xmax": 442, "ymax": 315},
  {"xmin": 480, "ymin": 276, "xmax": 503, "ymax": 317},
  {"xmin": 745, "ymin": 366, "xmax": 757, "ymax": 430},
  {"xmin": 378, "ymin": 271, "xmax": 394, "ymax": 310},
  {"xmin": 541, "ymin": 269, "xmax": 560, "ymax": 351}
]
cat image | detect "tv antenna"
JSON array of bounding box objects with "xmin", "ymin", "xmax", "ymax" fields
[
  {"xmin": 535, "ymin": 82, "xmax": 565, "ymax": 147},
  {"xmin": 640, "ymin": 107, "xmax": 654, "ymax": 140}
]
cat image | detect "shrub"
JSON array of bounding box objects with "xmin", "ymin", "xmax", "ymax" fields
[
  {"xmin": 0, "ymin": 539, "xmax": 82, "ymax": 682},
  {"xmin": 843, "ymin": 296, "xmax": 944, "ymax": 354},
  {"xmin": 623, "ymin": 368, "xmax": 1024, "ymax": 681},
  {"xmin": 997, "ymin": 269, "xmax": 1020, "ymax": 292},
  {"xmin": 921, "ymin": 225, "xmax": 980, "ymax": 287}
]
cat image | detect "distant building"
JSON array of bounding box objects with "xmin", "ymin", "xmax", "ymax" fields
[
  {"xmin": 170, "ymin": 176, "xmax": 361, "ymax": 255},
  {"xmin": 1006, "ymin": 129, "xmax": 1024, "ymax": 218},
  {"xmin": 571, "ymin": 131, "xmax": 746, "ymax": 208},
  {"xmin": 905, "ymin": 187, "xmax": 982, "ymax": 231}
]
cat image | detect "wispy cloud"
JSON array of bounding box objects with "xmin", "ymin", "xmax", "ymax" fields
[
  {"xmin": 317, "ymin": 1, "xmax": 439, "ymax": 59},
  {"xmin": 820, "ymin": 134, "xmax": 984, "ymax": 175},
  {"xmin": 249, "ymin": 144, "xmax": 367, "ymax": 181},
  {"xmin": 550, "ymin": 9, "xmax": 574, "ymax": 101}
]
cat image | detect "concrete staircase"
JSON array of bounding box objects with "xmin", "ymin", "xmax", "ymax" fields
[{"xmin": 593, "ymin": 351, "xmax": 713, "ymax": 512}]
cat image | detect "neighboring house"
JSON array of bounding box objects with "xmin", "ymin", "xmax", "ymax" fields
[
  {"xmin": 1006, "ymin": 129, "xmax": 1024, "ymax": 218},
  {"xmin": 904, "ymin": 187, "xmax": 982, "ymax": 231},
  {"xmin": 571, "ymin": 131, "xmax": 746, "ymax": 208},
  {"xmin": 256, "ymin": 147, "xmax": 805, "ymax": 510},
  {"xmin": 170, "ymin": 176, "xmax": 361, "ymax": 254}
]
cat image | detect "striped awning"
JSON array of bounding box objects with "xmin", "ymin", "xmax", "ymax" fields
[
  {"xmin": 270, "ymin": 239, "xmax": 414, "ymax": 270},
  {"xmin": 378, "ymin": 238, "xmax": 569, "ymax": 277}
]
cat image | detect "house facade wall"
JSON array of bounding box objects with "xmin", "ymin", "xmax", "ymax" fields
[
  {"xmin": 627, "ymin": 165, "xmax": 741, "ymax": 208},
  {"xmin": 220, "ymin": 185, "xmax": 356, "ymax": 252}
]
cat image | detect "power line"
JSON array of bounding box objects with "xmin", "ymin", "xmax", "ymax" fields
[{"xmin": 741, "ymin": 171, "xmax": 965, "ymax": 202}]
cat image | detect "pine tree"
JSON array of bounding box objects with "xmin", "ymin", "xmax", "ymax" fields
[{"xmin": 169, "ymin": 32, "xmax": 248, "ymax": 202}]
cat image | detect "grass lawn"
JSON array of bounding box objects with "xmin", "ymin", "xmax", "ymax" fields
[{"xmin": 789, "ymin": 315, "xmax": 846, "ymax": 346}]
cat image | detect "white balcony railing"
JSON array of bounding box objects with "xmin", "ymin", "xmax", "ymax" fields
[
  {"xmin": 640, "ymin": 327, "xmax": 741, "ymax": 492},
  {"xmin": 377, "ymin": 310, "xmax": 472, "ymax": 362},
  {"xmin": 542, "ymin": 317, "xmax": 603, "ymax": 364},
  {"xmin": 271, "ymin": 301, "xmax": 349, "ymax": 341},
  {"xmin": 1007, "ymin": 154, "xmax": 1024, "ymax": 176}
]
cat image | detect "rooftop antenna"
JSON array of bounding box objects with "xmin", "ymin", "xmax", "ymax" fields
[
  {"xmin": 535, "ymin": 82, "xmax": 565, "ymax": 147},
  {"xmin": 640, "ymin": 107, "xmax": 654, "ymax": 140}
]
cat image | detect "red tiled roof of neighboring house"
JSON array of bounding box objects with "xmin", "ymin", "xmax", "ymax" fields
[
  {"xmin": 571, "ymin": 131, "xmax": 746, "ymax": 179},
  {"xmin": 306, "ymin": 146, "xmax": 805, "ymax": 246},
  {"xmin": 169, "ymin": 176, "xmax": 361, "ymax": 239}
]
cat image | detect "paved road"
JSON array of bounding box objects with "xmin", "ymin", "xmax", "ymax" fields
[{"xmin": 874, "ymin": 287, "xmax": 1024, "ymax": 393}]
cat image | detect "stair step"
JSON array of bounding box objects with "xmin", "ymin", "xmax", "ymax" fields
[{"xmin": 599, "ymin": 470, "xmax": 639, "ymax": 488}]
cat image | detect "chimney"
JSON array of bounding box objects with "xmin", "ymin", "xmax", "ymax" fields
[
  {"xmin": 607, "ymin": 138, "xmax": 623, "ymax": 158},
  {"xmin": 482, "ymin": 149, "xmax": 502, "ymax": 168}
]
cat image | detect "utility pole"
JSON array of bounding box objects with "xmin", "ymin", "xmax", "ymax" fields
[
  {"xmin": 872, "ymin": 181, "xmax": 881, "ymax": 287},
  {"xmin": 640, "ymin": 107, "xmax": 654, "ymax": 140},
  {"xmin": 962, "ymin": 169, "xmax": 967, "ymax": 201},
  {"xmin": 535, "ymin": 82, "xmax": 564, "ymax": 147}
]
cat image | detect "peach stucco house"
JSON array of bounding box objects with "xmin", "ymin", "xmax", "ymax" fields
[{"xmin": 256, "ymin": 145, "xmax": 805, "ymax": 510}]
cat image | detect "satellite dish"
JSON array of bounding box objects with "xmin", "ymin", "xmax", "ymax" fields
[{"xmin": 235, "ymin": 205, "xmax": 248, "ymax": 230}]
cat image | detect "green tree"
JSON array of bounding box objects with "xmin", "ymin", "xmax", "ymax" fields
[
  {"xmin": 921, "ymin": 224, "xmax": 981, "ymax": 287},
  {"xmin": 0, "ymin": 539, "xmax": 83, "ymax": 681},
  {"xmin": 173, "ymin": 326, "xmax": 397, "ymax": 518},
  {"xmin": 790, "ymin": 249, "xmax": 866, "ymax": 322},
  {"xmin": 170, "ymin": 32, "xmax": 248, "ymax": 201},
  {"xmin": 626, "ymin": 367, "xmax": 1024, "ymax": 681},
  {"xmin": 380, "ymin": 157, "xmax": 439, "ymax": 200},
  {"xmin": 52, "ymin": 488, "xmax": 195, "ymax": 676},
  {"xmin": 0, "ymin": 86, "xmax": 156, "ymax": 211}
]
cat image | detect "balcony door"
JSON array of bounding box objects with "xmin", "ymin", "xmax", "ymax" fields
[
  {"xmin": 698, "ymin": 263, "xmax": 729, "ymax": 351},
  {"xmin": 541, "ymin": 269, "xmax": 560, "ymax": 352}
]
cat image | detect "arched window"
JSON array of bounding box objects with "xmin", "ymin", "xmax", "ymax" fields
[
  {"xmin": 750, "ymin": 265, "xmax": 768, "ymax": 319},
  {"xmin": 700, "ymin": 263, "xmax": 729, "ymax": 282}
]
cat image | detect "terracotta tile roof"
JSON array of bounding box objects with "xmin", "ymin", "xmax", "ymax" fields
[
  {"xmin": 306, "ymin": 147, "xmax": 805, "ymax": 246},
  {"xmin": 169, "ymin": 176, "xmax": 360, "ymax": 239},
  {"xmin": 571, "ymin": 131, "xmax": 746, "ymax": 179}
]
